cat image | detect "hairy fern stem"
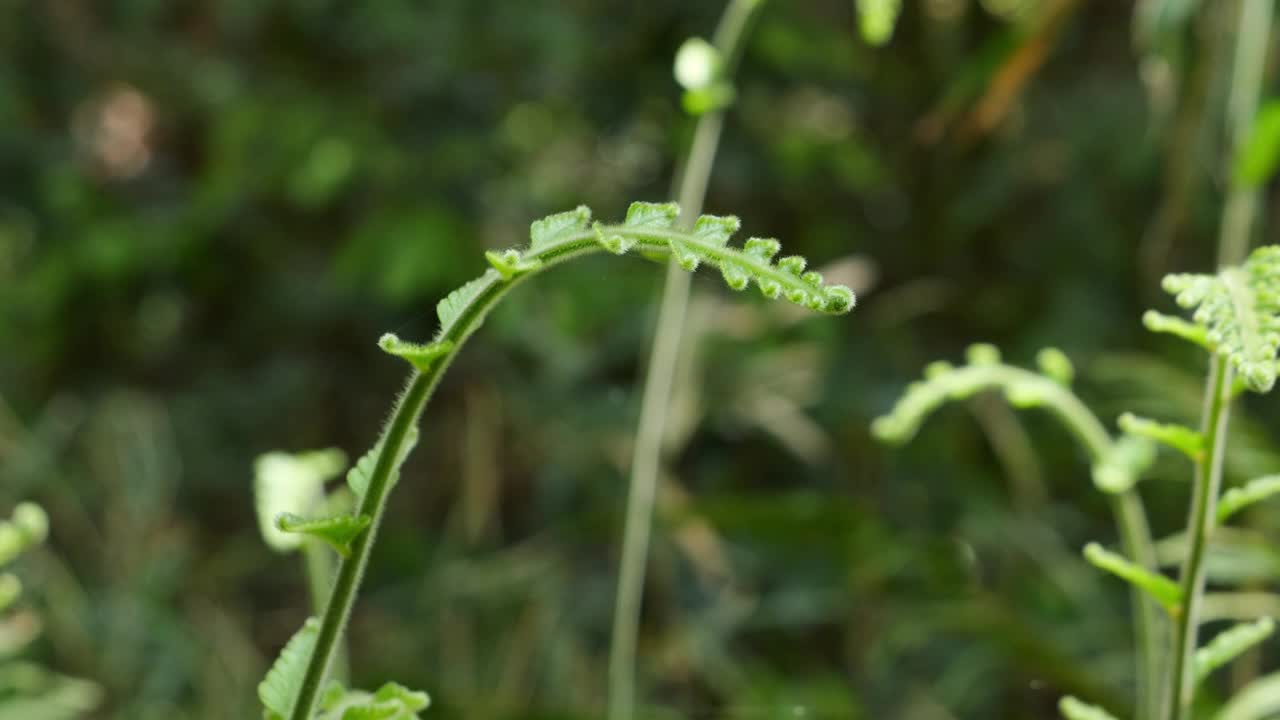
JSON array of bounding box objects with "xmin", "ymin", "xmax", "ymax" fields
[{"xmin": 285, "ymin": 219, "xmax": 853, "ymax": 720}]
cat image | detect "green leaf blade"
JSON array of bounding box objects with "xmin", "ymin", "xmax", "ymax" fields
[
  {"xmin": 690, "ymin": 214, "xmax": 740, "ymax": 247},
  {"xmin": 1157, "ymin": 246, "xmax": 1280, "ymax": 394},
  {"xmin": 436, "ymin": 271, "xmax": 500, "ymax": 332},
  {"xmin": 276, "ymin": 513, "xmax": 372, "ymax": 557},
  {"xmin": 1059, "ymin": 696, "xmax": 1121, "ymax": 720},
  {"xmin": 1219, "ymin": 475, "xmax": 1280, "ymax": 523},
  {"xmin": 259, "ymin": 618, "xmax": 321, "ymax": 719},
  {"xmin": 623, "ymin": 201, "xmax": 679, "ymax": 231},
  {"xmin": 1195, "ymin": 617, "xmax": 1275, "ymax": 683},
  {"xmin": 529, "ymin": 205, "xmax": 592, "ymax": 250},
  {"xmin": 1084, "ymin": 542, "xmax": 1183, "ymax": 611},
  {"xmin": 378, "ymin": 334, "xmax": 455, "ymax": 372},
  {"xmin": 1143, "ymin": 310, "xmax": 1211, "ymax": 350},
  {"xmin": 1116, "ymin": 412, "xmax": 1204, "ymax": 461}
]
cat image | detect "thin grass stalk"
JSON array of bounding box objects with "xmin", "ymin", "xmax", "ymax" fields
[{"xmin": 607, "ymin": 2, "xmax": 764, "ymax": 719}]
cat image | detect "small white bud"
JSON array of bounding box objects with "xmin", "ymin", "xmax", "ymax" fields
[{"xmin": 674, "ymin": 38, "xmax": 719, "ymax": 91}]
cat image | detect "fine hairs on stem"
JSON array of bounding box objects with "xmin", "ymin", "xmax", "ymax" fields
[
  {"xmin": 255, "ymin": 204, "xmax": 854, "ymax": 720},
  {"xmin": 609, "ymin": 2, "xmax": 765, "ymax": 719}
]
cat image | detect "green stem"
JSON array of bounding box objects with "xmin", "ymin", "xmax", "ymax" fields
[
  {"xmin": 1161, "ymin": 2, "xmax": 1272, "ymax": 716},
  {"xmin": 608, "ymin": 3, "xmax": 763, "ymax": 720},
  {"xmin": 286, "ymin": 223, "xmax": 849, "ymax": 720},
  {"xmin": 1217, "ymin": 0, "xmax": 1271, "ymax": 270},
  {"xmin": 1116, "ymin": 488, "xmax": 1163, "ymax": 720},
  {"xmin": 1168, "ymin": 357, "xmax": 1232, "ymax": 720},
  {"xmin": 1049, "ymin": 397, "xmax": 1164, "ymax": 720},
  {"xmin": 1033, "ymin": 373, "xmax": 1162, "ymax": 720},
  {"xmin": 301, "ymin": 540, "xmax": 346, "ymax": 683}
]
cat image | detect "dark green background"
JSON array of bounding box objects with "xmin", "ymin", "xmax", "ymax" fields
[{"xmin": 2, "ymin": 0, "xmax": 1276, "ymax": 717}]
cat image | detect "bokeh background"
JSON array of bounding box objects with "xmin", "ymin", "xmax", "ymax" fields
[{"xmin": 3, "ymin": 0, "xmax": 1279, "ymax": 718}]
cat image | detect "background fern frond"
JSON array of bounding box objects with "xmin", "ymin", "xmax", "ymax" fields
[
  {"xmin": 1158, "ymin": 246, "xmax": 1280, "ymax": 392},
  {"xmin": 1059, "ymin": 696, "xmax": 1122, "ymax": 720},
  {"xmin": 1083, "ymin": 542, "xmax": 1183, "ymax": 612},
  {"xmin": 1195, "ymin": 618, "xmax": 1275, "ymax": 683},
  {"xmin": 871, "ymin": 345, "xmax": 1100, "ymax": 453},
  {"xmin": 253, "ymin": 450, "xmax": 347, "ymax": 554},
  {"xmin": 1218, "ymin": 475, "xmax": 1280, "ymax": 523}
]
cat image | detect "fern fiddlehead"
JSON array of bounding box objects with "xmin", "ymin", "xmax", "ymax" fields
[{"xmin": 267, "ymin": 202, "xmax": 854, "ymax": 720}]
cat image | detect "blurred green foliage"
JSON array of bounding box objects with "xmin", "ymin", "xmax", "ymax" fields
[{"xmin": 1, "ymin": 0, "xmax": 1279, "ymax": 718}]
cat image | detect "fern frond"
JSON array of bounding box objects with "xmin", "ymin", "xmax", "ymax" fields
[
  {"xmin": 1157, "ymin": 246, "xmax": 1280, "ymax": 392},
  {"xmin": 1218, "ymin": 475, "xmax": 1280, "ymax": 523},
  {"xmin": 378, "ymin": 335, "xmax": 454, "ymax": 372},
  {"xmin": 436, "ymin": 272, "xmax": 501, "ymax": 332},
  {"xmin": 275, "ymin": 513, "xmax": 372, "ymax": 557},
  {"xmin": 281, "ymin": 202, "xmax": 854, "ymax": 720},
  {"xmin": 259, "ymin": 618, "xmax": 321, "ymax": 720},
  {"xmin": 1195, "ymin": 618, "xmax": 1275, "ymax": 683},
  {"xmin": 1117, "ymin": 413, "xmax": 1204, "ymax": 461},
  {"xmin": 378, "ymin": 201, "xmax": 854, "ymax": 360},
  {"xmin": 316, "ymin": 681, "xmax": 430, "ymax": 720},
  {"xmin": 1143, "ymin": 310, "xmax": 1210, "ymax": 350},
  {"xmin": 1084, "ymin": 542, "xmax": 1183, "ymax": 612},
  {"xmin": 1059, "ymin": 696, "xmax": 1122, "ymax": 720},
  {"xmin": 871, "ymin": 344, "xmax": 1117, "ymax": 464},
  {"xmin": 529, "ymin": 205, "xmax": 592, "ymax": 250}
]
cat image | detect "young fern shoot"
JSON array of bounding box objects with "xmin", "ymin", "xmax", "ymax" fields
[{"xmin": 257, "ymin": 202, "xmax": 854, "ymax": 720}]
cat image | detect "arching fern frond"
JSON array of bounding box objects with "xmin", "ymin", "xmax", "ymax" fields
[
  {"xmin": 874, "ymin": 345, "xmax": 1097, "ymax": 448},
  {"xmin": 872, "ymin": 345, "xmax": 1158, "ymax": 493},
  {"xmin": 274, "ymin": 201, "xmax": 855, "ymax": 720},
  {"xmin": 409, "ymin": 201, "xmax": 855, "ymax": 353},
  {"xmin": 1156, "ymin": 245, "xmax": 1280, "ymax": 393}
]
